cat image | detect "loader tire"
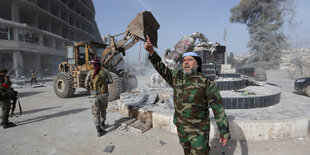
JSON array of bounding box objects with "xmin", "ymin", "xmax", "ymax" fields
[
  {"xmin": 54, "ymin": 72, "xmax": 75, "ymax": 98},
  {"xmin": 108, "ymin": 72, "xmax": 123, "ymax": 102}
]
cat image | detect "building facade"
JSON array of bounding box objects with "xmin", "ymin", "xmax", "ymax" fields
[{"xmin": 0, "ymin": 0, "xmax": 102, "ymax": 77}]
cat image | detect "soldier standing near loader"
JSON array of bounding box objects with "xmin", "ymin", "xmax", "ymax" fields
[
  {"xmin": 0, "ymin": 69, "xmax": 17, "ymax": 128},
  {"xmin": 85, "ymin": 59, "xmax": 112, "ymax": 137},
  {"xmin": 30, "ymin": 69, "xmax": 38, "ymax": 86},
  {"xmin": 144, "ymin": 35, "xmax": 230, "ymax": 155}
]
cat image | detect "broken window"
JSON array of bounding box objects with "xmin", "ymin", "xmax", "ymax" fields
[
  {"xmin": 0, "ymin": 25, "xmax": 9, "ymax": 40},
  {"xmin": 24, "ymin": 31, "xmax": 39, "ymax": 44},
  {"xmin": 18, "ymin": 30, "xmax": 39, "ymax": 44},
  {"xmin": 43, "ymin": 36, "xmax": 53, "ymax": 47}
]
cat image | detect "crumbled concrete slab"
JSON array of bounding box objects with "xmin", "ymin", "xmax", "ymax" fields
[
  {"xmin": 121, "ymin": 117, "xmax": 137, "ymax": 126},
  {"xmin": 108, "ymin": 107, "xmax": 119, "ymax": 113},
  {"xmin": 128, "ymin": 120, "xmax": 152, "ymax": 133}
]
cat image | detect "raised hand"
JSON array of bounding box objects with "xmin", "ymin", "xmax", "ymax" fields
[{"xmin": 144, "ymin": 35, "xmax": 155, "ymax": 55}]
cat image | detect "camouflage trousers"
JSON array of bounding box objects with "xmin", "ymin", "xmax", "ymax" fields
[
  {"xmin": 0, "ymin": 99, "xmax": 10, "ymax": 124},
  {"xmin": 177, "ymin": 126, "xmax": 210, "ymax": 155},
  {"xmin": 89, "ymin": 93, "xmax": 108, "ymax": 126},
  {"xmin": 174, "ymin": 116, "xmax": 210, "ymax": 155}
]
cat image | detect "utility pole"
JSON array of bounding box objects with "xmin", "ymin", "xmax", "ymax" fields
[{"xmin": 224, "ymin": 28, "xmax": 227, "ymax": 64}]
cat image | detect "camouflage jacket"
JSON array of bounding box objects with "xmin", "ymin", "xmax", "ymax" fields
[
  {"xmin": 85, "ymin": 69, "xmax": 112, "ymax": 94},
  {"xmin": 149, "ymin": 52, "xmax": 230, "ymax": 139},
  {"xmin": 0, "ymin": 75, "xmax": 14, "ymax": 101}
]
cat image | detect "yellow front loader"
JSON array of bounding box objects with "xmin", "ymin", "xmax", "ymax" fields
[{"xmin": 54, "ymin": 11, "xmax": 160, "ymax": 101}]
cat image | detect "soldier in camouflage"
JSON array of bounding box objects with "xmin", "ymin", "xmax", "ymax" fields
[
  {"xmin": 0, "ymin": 69, "xmax": 17, "ymax": 129},
  {"xmin": 144, "ymin": 35, "xmax": 230, "ymax": 154},
  {"xmin": 85, "ymin": 59, "xmax": 112, "ymax": 137}
]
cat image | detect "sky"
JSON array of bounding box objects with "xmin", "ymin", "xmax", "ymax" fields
[{"xmin": 93, "ymin": 0, "xmax": 310, "ymax": 63}]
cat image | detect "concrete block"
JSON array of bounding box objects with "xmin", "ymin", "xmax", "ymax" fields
[
  {"xmin": 128, "ymin": 120, "xmax": 152, "ymax": 133},
  {"xmin": 157, "ymin": 93, "xmax": 171, "ymax": 101},
  {"xmin": 117, "ymin": 101, "xmax": 139, "ymax": 118},
  {"xmin": 152, "ymin": 112, "xmax": 177, "ymax": 134},
  {"xmin": 137, "ymin": 108, "xmax": 153, "ymax": 123}
]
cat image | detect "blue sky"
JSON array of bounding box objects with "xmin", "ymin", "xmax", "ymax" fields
[{"xmin": 93, "ymin": 0, "xmax": 310, "ymax": 63}]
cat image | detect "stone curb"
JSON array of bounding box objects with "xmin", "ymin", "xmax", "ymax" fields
[{"xmin": 118, "ymin": 99, "xmax": 309, "ymax": 141}]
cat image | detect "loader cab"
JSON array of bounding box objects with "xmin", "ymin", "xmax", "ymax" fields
[
  {"xmin": 65, "ymin": 45, "xmax": 86, "ymax": 66},
  {"xmin": 64, "ymin": 44, "xmax": 89, "ymax": 71},
  {"xmin": 68, "ymin": 41, "xmax": 107, "ymax": 71}
]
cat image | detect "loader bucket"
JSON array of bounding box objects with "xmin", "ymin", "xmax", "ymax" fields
[{"xmin": 126, "ymin": 11, "xmax": 160, "ymax": 48}]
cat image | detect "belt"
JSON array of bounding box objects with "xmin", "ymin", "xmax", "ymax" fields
[
  {"xmin": 90, "ymin": 90, "xmax": 101, "ymax": 95},
  {"xmin": 89, "ymin": 90, "xmax": 101, "ymax": 98}
]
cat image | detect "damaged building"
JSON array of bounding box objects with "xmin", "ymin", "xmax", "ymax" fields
[{"xmin": 0, "ymin": 0, "xmax": 102, "ymax": 77}]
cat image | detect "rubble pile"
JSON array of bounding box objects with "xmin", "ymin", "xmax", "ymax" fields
[
  {"xmin": 145, "ymin": 73, "xmax": 170, "ymax": 88},
  {"xmin": 163, "ymin": 32, "xmax": 217, "ymax": 70}
]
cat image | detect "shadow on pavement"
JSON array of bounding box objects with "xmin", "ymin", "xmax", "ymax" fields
[
  {"xmin": 17, "ymin": 91, "xmax": 45, "ymax": 98},
  {"xmin": 73, "ymin": 92, "xmax": 90, "ymax": 98},
  {"xmin": 292, "ymin": 91, "xmax": 307, "ymax": 96},
  {"xmin": 103, "ymin": 117, "xmax": 134, "ymax": 134},
  {"xmin": 210, "ymin": 116, "xmax": 248, "ymax": 155},
  {"xmin": 21, "ymin": 106, "xmax": 62, "ymax": 115},
  {"xmin": 16, "ymin": 107, "xmax": 89, "ymax": 126}
]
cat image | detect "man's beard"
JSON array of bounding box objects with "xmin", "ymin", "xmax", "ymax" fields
[{"xmin": 183, "ymin": 63, "xmax": 198, "ymax": 75}]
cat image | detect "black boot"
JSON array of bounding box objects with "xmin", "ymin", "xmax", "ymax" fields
[
  {"xmin": 3, "ymin": 122, "xmax": 16, "ymax": 129},
  {"xmin": 96, "ymin": 125, "xmax": 104, "ymax": 137},
  {"xmin": 100, "ymin": 121, "xmax": 105, "ymax": 129}
]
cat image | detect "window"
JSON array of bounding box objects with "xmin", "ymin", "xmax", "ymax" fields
[
  {"xmin": 67, "ymin": 46, "xmax": 75, "ymax": 65},
  {"xmin": 0, "ymin": 25, "xmax": 9, "ymax": 40},
  {"xmin": 77, "ymin": 46, "xmax": 86, "ymax": 65}
]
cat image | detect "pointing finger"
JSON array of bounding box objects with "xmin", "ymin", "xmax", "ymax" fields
[{"xmin": 146, "ymin": 35, "xmax": 151, "ymax": 43}]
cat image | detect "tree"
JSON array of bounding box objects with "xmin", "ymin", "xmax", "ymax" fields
[{"xmin": 230, "ymin": 0, "xmax": 295, "ymax": 69}]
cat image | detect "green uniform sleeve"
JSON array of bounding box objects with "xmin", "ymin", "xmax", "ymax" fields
[
  {"xmin": 148, "ymin": 52, "xmax": 175, "ymax": 86},
  {"xmin": 207, "ymin": 80, "xmax": 230, "ymax": 139}
]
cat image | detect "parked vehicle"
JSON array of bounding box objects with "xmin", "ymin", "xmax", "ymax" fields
[
  {"xmin": 294, "ymin": 77, "xmax": 310, "ymax": 96},
  {"xmin": 236, "ymin": 67, "xmax": 267, "ymax": 81}
]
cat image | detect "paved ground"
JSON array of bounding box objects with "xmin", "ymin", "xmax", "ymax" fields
[{"xmin": 1, "ymin": 71, "xmax": 310, "ymax": 155}]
